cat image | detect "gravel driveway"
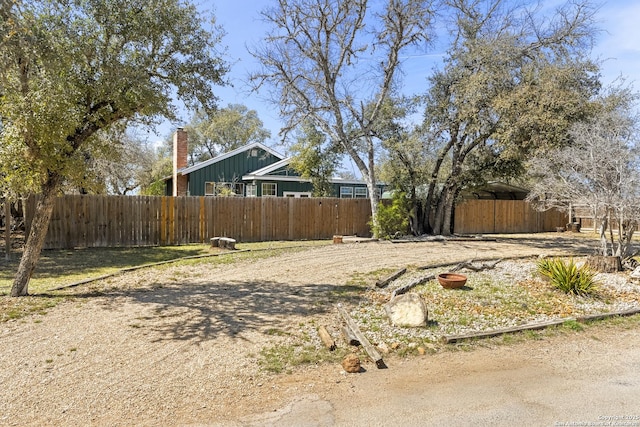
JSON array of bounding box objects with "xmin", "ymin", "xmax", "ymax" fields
[{"xmin": 0, "ymin": 233, "xmax": 638, "ymax": 426}]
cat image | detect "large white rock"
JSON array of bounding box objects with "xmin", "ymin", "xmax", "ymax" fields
[{"xmin": 384, "ymin": 293, "xmax": 428, "ymax": 327}]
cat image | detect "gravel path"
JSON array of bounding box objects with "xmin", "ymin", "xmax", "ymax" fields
[{"xmin": 0, "ymin": 233, "xmax": 636, "ymax": 426}]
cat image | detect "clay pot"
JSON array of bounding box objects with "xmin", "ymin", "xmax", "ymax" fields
[{"xmin": 437, "ymin": 272, "xmax": 467, "ymax": 289}]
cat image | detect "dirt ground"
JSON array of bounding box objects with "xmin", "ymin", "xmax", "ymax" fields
[{"xmin": 0, "ymin": 233, "xmax": 638, "ymax": 426}]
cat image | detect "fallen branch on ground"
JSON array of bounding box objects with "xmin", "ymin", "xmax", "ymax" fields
[
  {"xmin": 451, "ymin": 258, "xmax": 503, "ymax": 272},
  {"xmin": 376, "ymin": 268, "xmax": 407, "ymax": 288},
  {"xmin": 392, "ymin": 275, "xmax": 435, "ymax": 298}
]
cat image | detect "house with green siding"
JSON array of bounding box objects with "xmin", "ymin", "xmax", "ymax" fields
[{"xmin": 166, "ymin": 129, "xmax": 383, "ymax": 198}]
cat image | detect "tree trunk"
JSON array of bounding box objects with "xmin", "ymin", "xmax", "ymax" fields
[
  {"xmin": 10, "ymin": 174, "xmax": 61, "ymax": 297},
  {"xmin": 366, "ymin": 177, "xmax": 380, "ymax": 238},
  {"xmin": 586, "ymin": 255, "xmax": 622, "ymax": 273},
  {"xmin": 598, "ymin": 215, "xmax": 608, "ymax": 256},
  {"xmin": 432, "ymin": 181, "xmax": 457, "ymax": 236},
  {"xmin": 4, "ymin": 198, "xmax": 10, "ymax": 261},
  {"xmin": 407, "ymin": 185, "xmax": 426, "ymax": 236},
  {"xmin": 440, "ymin": 189, "xmax": 456, "ymax": 236},
  {"xmin": 409, "ymin": 199, "xmax": 426, "ymax": 236},
  {"xmin": 615, "ymin": 219, "xmax": 636, "ymax": 258}
]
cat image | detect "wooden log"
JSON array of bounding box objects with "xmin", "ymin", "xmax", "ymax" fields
[
  {"xmin": 376, "ymin": 268, "xmax": 407, "ymax": 288},
  {"xmin": 392, "ymin": 274, "xmax": 435, "ymax": 298},
  {"xmin": 318, "ymin": 326, "xmax": 336, "ymax": 351},
  {"xmin": 341, "ymin": 326, "xmax": 360, "ymax": 346},
  {"xmin": 219, "ymin": 237, "xmax": 236, "ymax": 250},
  {"xmin": 417, "ymin": 256, "xmax": 532, "ymax": 271},
  {"xmin": 451, "ymin": 259, "xmax": 502, "ymax": 272},
  {"xmin": 442, "ymin": 318, "xmax": 575, "ymax": 344},
  {"xmin": 211, "ymin": 236, "xmax": 236, "ymax": 250},
  {"xmin": 337, "ymin": 305, "xmax": 387, "ymax": 369},
  {"xmin": 442, "ymin": 309, "xmax": 640, "ymax": 344},
  {"xmin": 576, "ymin": 307, "xmax": 640, "ymax": 323}
]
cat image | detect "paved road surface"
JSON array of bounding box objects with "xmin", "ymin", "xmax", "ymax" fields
[{"xmin": 233, "ymin": 324, "xmax": 640, "ymax": 427}]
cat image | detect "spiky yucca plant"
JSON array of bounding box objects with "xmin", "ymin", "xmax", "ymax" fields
[{"xmin": 536, "ymin": 258, "xmax": 599, "ymax": 296}]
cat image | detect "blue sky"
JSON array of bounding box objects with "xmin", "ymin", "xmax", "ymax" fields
[{"xmin": 146, "ymin": 0, "xmax": 640, "ymax": 157}]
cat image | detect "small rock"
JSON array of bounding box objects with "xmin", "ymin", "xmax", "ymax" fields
[
  {"xmin": 341, "ymin": 354, "xmax": 361, "ymax": 373},
  {"xmin": 390, "ymin": 342, "xmax": 401, "ymax": 350},
  {"xmin": 384, "ymin": 293, "xmax": 428, "ymax": 327},
  {"xmin": 417, "ymin": 347, "xmax": 426, "ymax": 355},
  {"xmin": 376, "ymin": 341, "xmax": 390, "ymax": 354}
]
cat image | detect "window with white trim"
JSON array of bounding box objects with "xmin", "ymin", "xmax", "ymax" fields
[
  {"xmin": 205, "ymin": 182, "xmax": 215, "ymax": 196},
  {"xmin": 283, "ymin": 191, "xmax": 312, "ymax": 198},
  {"xmin": 262, "ymin": 182, "xmax": 277, "ymax": 197},
  {"xmin": 204, "ymin": 182, "xmax": 245, "ymax": 197},
  {"xmin": 354, "ymin": 187, "xmax": 367, "ymax": 198},
  {"xmin": 340, "ymin": 186, "xmax": 354, "ymax": 198},
  {"xmin": 246, "ymin": 184, "xmax": 257, "ymax": 197}
]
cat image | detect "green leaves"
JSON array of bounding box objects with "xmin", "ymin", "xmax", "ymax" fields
[
  {"xmin": 0, "ymin": 0, "xmax": 228, "ymax": 195},
  {"xmin": 537, "ymin": 258, "xmax": 599, "ymax": 297},
  {"xmin": 370, "ymin": 192, "xmax": 410, "ymax": 239}
]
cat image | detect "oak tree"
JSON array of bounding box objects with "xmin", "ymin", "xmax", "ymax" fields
[
  {"xmin": 527, "ymin": 88, "xmax": 640, "ymax": 257},
  {"xmin": 0, "ymin": 0, "xmax": 228, "ymax": 296},
  {"xmin": 419, "ymin": 0, "xmax": 600, "ymax": 235},
  {"xmin": 249, "ymin": 0, "xmax": 436, "ymax": 235}
]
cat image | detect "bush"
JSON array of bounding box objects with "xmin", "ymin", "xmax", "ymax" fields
[
  {"xmin": 370, "ymin": 192, "xmax": 409, "ymax": 239},
  {"xmin": 536, "ymin": 258, "xmax": 599, "ymax": 296}
]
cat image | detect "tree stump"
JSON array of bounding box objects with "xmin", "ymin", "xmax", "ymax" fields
[
  {"xmin": 586, "ymin": 256, "xmax": 621, "ymax": 273},
  {"xmin": 566, "ymin": 222, "xmax": 581, "ymax": 232},
  {"xmin": 210, "ymin": 237, "xmax": 236, "ymax": 250}
]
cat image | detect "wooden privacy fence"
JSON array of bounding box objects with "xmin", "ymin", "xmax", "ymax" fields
[
  {"xmin": 24, "ymin": 195, "xmax": 373, "ymax": 249},
  {"xmin": 24, "ymin": 196, "xmax": 568, "ymax": 249},
  {"xmin": 453, "ymin": 199, "xmax": 568, "ymax": 234}
]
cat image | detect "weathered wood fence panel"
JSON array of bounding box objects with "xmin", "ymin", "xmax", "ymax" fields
[
  {"xmin": 24, "ymin": 196, "xmax": 567, "ymax": 249},
  {"xmin": 25, "ymin": 195, "xmax": 374, "ymax": 249},
  {"xmin": 454, "ymin": 200, "xmax": 567, "ymax": 234}
]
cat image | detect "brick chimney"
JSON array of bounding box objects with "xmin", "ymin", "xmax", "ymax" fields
[{"xmin": 172, "ymin": 128, "xmax": 188, "ymax": 196}]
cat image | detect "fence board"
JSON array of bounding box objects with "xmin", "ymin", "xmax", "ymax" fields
[
  {"xmin": 454, "ymin": 199, "xmax": 567, "ymax": 234},
  {"xmin": 24, "ymin": 195, "xmax": 378, "ymax": 249},
  {"xmin": 23, "ymin": 195, "xmax": 568, "ymax": 249}
]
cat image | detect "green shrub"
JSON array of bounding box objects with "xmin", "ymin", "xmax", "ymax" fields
[
  {"xmin": 536, "ymin": 258, "xmax": 599, "ymax": 296},
  {"xmin": 370, "ymin": 192, "xmax": 409, "ymax": 239}
]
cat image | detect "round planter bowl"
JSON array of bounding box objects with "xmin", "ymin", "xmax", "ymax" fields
[{"xmin": 437, "ymin": 272, "xmax": 467, "ymax": 289}]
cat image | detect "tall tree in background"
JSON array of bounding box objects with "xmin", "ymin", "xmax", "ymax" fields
[
  {"xmin": 249, "ymin": 0, "xmax": 436, "ymax": 236},
  {"xmin": 419, "ymin": 0, "xmax": 600, "ymax": 235},
  {"xmin": 527, "ymin": 87, "xmax": 640, "ymax": 258},
  {"xmin": 375, "ymin": 97, "xmax": 433, "ymax": 235},
  {"xmin": 0, "ymin": 0, "xmax": 228, "ymax": 296},
  {"xmin": 289, "ymin": 122, "xmax": 340, "ymax": 197},
  {"xmin": 87, "ymin": 131, "xmax": 158, "ymax": 195},
  {"xmin": 185, "ymin": 104, "xmax": 271, "ymax": 164}
]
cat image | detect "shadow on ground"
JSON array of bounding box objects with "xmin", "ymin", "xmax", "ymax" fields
[
  {"xmin": 60, "ymin": 279, "xmax": 362, "ymax": 344},
  {"xmin": 494, "ymin": 234, "xmax": 598, "ymax": 256}
]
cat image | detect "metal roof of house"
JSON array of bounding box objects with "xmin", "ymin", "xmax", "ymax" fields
[
  {"xmin": 242, "ymin": 157, "xmax": 377, "ymax": 185},
  {"xmin": 178, "ymin": 142, "xmax": 285, "ymax": 175}
]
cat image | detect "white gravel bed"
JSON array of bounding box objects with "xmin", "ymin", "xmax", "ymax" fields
[{"xmin": 350, "ymin": 258, "xmax": 640, "ymax": 346}]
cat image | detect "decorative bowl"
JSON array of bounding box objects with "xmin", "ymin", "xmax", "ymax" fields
[{"xmin": 437, "ymin": 272, "xmax": 467, "ymax": 289}]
